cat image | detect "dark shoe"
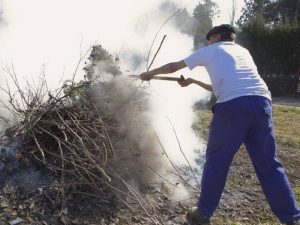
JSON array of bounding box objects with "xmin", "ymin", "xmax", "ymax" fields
[
  {"xmin": 286, "ymin": 218, "xmax": 300, "ymax": 225},
  {"xmin": 186, "ymin": 207, "xmax": 210, "ymax": 225}
]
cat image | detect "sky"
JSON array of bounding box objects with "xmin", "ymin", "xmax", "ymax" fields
[{"xmin": 0, "ymin": 0, "xmax": 245, "ymax": 87}]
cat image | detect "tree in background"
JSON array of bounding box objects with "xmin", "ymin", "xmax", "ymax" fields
[
  {"xmin": 237, "ymin": 0, "xmax": 300, "ymax": 25},
  {"xmin": 192, "ymin": 0, "xmax": 219, "ymax": 49},
  {"xmin": 277, "ymin": 0, "xmax": 300, "ymax": 24},
  {"xmin": 236, "ymin": 0, "xmax": 300, "ymax": 96},
  {"xmin": 158, "ymin": 0, "xmax": 194, "ymax": 35},
  {"xmin": 157, "ymin": 0, "xmax": 219, "ymax": 50},
  {"xmin": 229, "ymin": 0, "xmax": 239, "ymax": 26}
]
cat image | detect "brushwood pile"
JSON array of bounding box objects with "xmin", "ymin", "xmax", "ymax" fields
[{"xmin": 0, "ymin": 45, "xmax": 193, "ymax": 224}]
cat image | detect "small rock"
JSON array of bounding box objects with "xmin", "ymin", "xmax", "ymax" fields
[
  {"xmin": 62, "ymin": 208, "xmax": 68, "ymax": 215},
  {"xmin": 131, "ymin": 216, "xmax": 139, "ymax": 223},
  {"xmin": 0, "ymin": 162, "xmax": 5, "ymax": 171},
  {"xmin": 71, "ymin": 218, "xmax": 80, "ymax": 224},
  {"xmin": 168, "ymin": 215, "xmax": 176, "ymax": 220},
  {"xmin": 9, "ymin": 218, "xmax": 23, "ymax": 225}
]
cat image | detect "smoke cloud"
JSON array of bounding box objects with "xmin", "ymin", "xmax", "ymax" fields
[
  {"xmin": 83, "ymin": 46, "xmax": 190, "ymax": 202},
  {"xmin": 0, "ymin": 0, "xmax": 214, "ymax": 202}
]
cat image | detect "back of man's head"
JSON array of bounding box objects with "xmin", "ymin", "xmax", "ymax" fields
[{"xmin": 206, "ymin": 24, "xmax": 236, "ymax": 42}]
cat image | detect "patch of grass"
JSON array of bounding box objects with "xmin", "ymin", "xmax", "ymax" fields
[
  {"xmin": 273, "ymin": 105, "xmax": 300, "ymax": 148},
  {"xmin": 294, "ymin": 187, "xmax": 300, "ymax": 206},
  {"xmin": 194, "ymin": 105, "xmax": 300, "ymax": 148},
  {"xmin": 213, "ymin": 218, "xmax": 278, "ymax": 225},
  {"xmin": 213, "ymin": 220, "xmax": 242, "ymax": 225},
  {"xmin": 193, "ymin": 109, "xmax": 211, "ymax": 138}
]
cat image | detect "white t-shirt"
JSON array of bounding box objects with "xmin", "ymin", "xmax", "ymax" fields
[{"xmin": 184, "ymin": 41, "xmax": 271, "ymax": 103}]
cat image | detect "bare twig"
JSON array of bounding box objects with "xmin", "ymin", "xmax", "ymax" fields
[
  {"xmin": 146, "ymin": 10, "xmax": 179, "ymax": 69},
  {"xmin": 147, "ymin": 35, "xmax": 167, "ymax": 71},
  {"xmin": 167, "ymin": 117, "xmax": 200, "ymax": 188}
]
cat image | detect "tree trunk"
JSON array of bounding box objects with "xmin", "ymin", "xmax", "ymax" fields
[
  {"xmin": 296, "ymin": 0, "xmax": 300, "ymax": 22},
  {"xmin": 257, "ymin": 0, "xmax": 264, "ymax": 17}
]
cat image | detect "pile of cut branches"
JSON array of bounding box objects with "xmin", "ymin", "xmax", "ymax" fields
[
  {"xmin": 0, "ymin": 46, "xmax": 137, "ymax": 206},
  {"xmin": 0, "ymin": 67, "xmax": 118, "ymax": 189},
  {"xmin": 0, "ymin": 45, "xmax": 197, "ymax": 225}
]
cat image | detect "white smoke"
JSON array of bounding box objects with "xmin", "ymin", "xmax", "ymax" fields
[
  {"xmin": 0, "ymin": 0, "xmax": 217, "ymax": 202},
  {"xmin": 84, "ymin": 46, "xmax": 195, "ymax": 202},
  {"xmin": 0, "ymin": 0, "xmax": 200, "ymax": 85},
  {"xmin": 118, "ymin": 5, "xmax": 211, "ymax": 169}
]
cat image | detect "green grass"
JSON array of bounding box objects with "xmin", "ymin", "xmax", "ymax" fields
[
  {"xmin": 273, "ymin": 105, "xmax": 300, "ymax": 148},
  {"xmin": 213, "ymin": 220, "xmax": 242, "ymax": 225},
  {"xmin": 194, "ymin": 105, "xmax": 300, "ymax": 148},
  {"xmin": 213, "ymin": 218, "xmax": 278, "ymax": 225},
  {"xmin": 193, "ymin": 109, "xmax": 211, "ymax": 138},
  {"xmin": 294, "ymin": 187, "xmax": 300, "ymax": 206}
]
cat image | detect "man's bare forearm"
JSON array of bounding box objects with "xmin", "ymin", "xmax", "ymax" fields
[
  {"xmin": 150, "ymin": 61, "xmax": 185, "ymax": 75},
  {"xmin": 178, "ymin": 78, "xmax": 213, "ymax": 92},
  {"xmin": 140, "ymin": 60, "xmax": 187, "ymax": 80},
  {"xmin": 193, "ymin": 80, "xmax": 213, "ymax": 92}
]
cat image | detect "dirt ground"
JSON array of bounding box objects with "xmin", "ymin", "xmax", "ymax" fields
[
  {"xmin": 1, "ymin": 142, "xmax": 298, "ymax": 225},
  {"xmin": 0, "ymin": 100, "xmax": 299, "ymax": 225},
  {"xmin": 212, "ymin": 143, "xmax": 300, "ymax": 225}
]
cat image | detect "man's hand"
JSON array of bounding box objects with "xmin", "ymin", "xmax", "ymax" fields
[
  {"xmin": 139, "ymin": 71, "xmax": 155, "ymax": 81},
  {"xmin": 178, "ymin": 78, "xmax": 195, "ymax": 87}
]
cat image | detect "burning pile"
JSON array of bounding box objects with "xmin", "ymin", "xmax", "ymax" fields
[
  {"xmin": 2, "ymin": 46, "xmax": 123, "ymax": 185},
  {"xmin": 0, "ymin": 45, "xmax": 194, "ymax": 224}
]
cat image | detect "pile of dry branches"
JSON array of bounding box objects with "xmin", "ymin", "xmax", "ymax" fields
[
  {"xmin": 1, "ymin": 67, "xmax": 117, "ymax": 187},
  {"xmin": 0, "ymin": 45, "xmax": 198, "ymax": 224},
  {"xmin": 0, "ymin": 46, "xmax": 158, "ymax": 223}
]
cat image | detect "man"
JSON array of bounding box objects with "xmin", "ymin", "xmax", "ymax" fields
[{"xmin": 139, "ymin": 24, "xmax": 300, "ymax": 225}]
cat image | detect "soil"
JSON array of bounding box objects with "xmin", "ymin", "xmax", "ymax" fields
[
  {"xmin": 213, "ymin": 143, "xmax": 300, "ymax": 225},
  {"xmin": 1, "ymin": 140, "xmax": 299, "ymax": 225},
  {"xmin": 0, "ymin": 106, "xmax": 299, "ymax": 225}
]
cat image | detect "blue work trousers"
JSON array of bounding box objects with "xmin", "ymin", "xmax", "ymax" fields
[{"xmin": 198, "ymin": 96, "xmax": 300, "ymax": 223}]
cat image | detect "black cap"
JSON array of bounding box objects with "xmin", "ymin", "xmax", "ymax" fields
[{"xmin": 206, "ymin": 24, "xmax": 236, "ymax": 40}]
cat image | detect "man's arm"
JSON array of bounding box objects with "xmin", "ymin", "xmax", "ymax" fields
[
  {"xmin": 139, "ymin": 60, "xmax": 187, "ymax": 80},
  {"xmin": 178, "ymin": 78, "xmax": 213, "ymax": 92}
]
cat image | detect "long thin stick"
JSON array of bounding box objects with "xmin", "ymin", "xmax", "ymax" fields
[
  {"xmin": 146, "ymin": 10, "xmax": 179, "ymax": 69},
  {"xmin": 147, "ymin": 35, "xmax": 167, "ymax": 71},
  {"xmin": 129, "ymin": 75, "xmax": 184, "ymax": 81},
  {"xmin": 167, "ymin": 117, "xmax": 200, "ymax": 188},
  {"xmin": 154, "ymin": 130, "xmax": 186, "ymax": 183}
]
